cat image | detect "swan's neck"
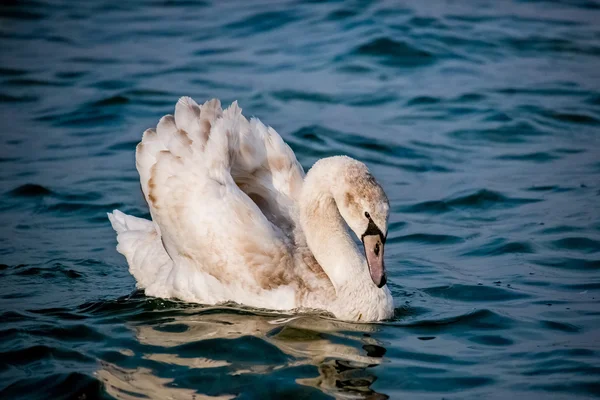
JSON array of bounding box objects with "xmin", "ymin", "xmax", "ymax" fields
[{"xmin": 299, "ymin": 158, "xmax": 371, "ymax": 293}]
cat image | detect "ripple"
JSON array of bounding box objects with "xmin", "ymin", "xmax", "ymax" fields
[
  {"xmin": 585, "ymin": 94, "xmax": 600, "ymax": 106},
  {"xmin": 424, "ymin": 284, "xmax": 529, "ymax": 302},
  {"xmin": 4, "ymin": 77, "xmax": 67, "ymax": 87},
  {"xmin": 0, "ymin": 3, "xmax": 46, "ymax": 21},
  {"xmin": 326, "ymin": 8, "xmax": 359, "ymax": 21},
  {"xmin": 449, "ymin": 189, "xmax": 540, "ymax": 209},
  {"xmin": 12, "ymin": 264, "xmax": 83, "ymax": 279},
  {"xmin": 272, "ymin": 89, "xmax": 335, "ymax": 104},
  {"xmin": 77, "ymin": 292, "xmax": 193, "ymax": 317},
  {"xmin": 539, "ymin": 320, "xmax": 580, "ymax": 333},
  {"xmin": 193, "ymin": 46, "xmax": 238, "ymax": 57},
  {"xmin": 0, "ymin": 93, "xmax": 37, "ymax": 103},
  {"xmin": 43, "ymin": 202, "xmax": 122, "ymax": 218},
  {"xmin": 36, "ymin": 106, "xmax": 122, "ymax": 128},
  {"xmin": 0, "ymin": 67, "xmax": 28, "ymax": 76},
  {"xmin": 121, "ymin": 88, "xmax": 175, "ymax": 106},
  {"xmin": 375, "ymin": 370, "xmax": 494, "ymax": 392},
  {"xmin": 400, "ymin": 200, "xmax": 453, "ymax": 214},
  {"xmin": 389, "ymin": 233, "xmax": 464, "ymax": 245},
  {"xmin": 405, "ymin": 95, "xmax": 440, "ymax": 106},
  {"xmin": 549, "ymin": 237, "xmax": 600, "ymax": 254},
  {"xmin": 2, "ymin": 323, "xmax": 105, "ymax": 343},
  {"xmin": 0, "ymin": 311, "xmax": 29, "ymax": 324},
  {"xmin": 455, "ymin": 93, "xmax": 486, "ymax": 103},
  {"xmin": 352, "ymin": 37, "xmax": 435, "ymax": 67},
  {"xmin": 450, "ymin": 121, "xmax": 547, "ymax": 144},
  {"xmin": 0, "ymin": 372, "xmax": 102, "ymax": 400},
  {"xmin": 495, "ymin": 152, "xmax": 560, "ymax": 162},
  {"xmin": 396, "ymin": 309, "xmax": 515, "ymax": 331},
  {"xmin": 532, "ymin": 257, "xmax": 600, "ymax": 271},
  {"xmin": 90, "ymin": 94, "xmax": 129, "ymax": 107},
  {"xmin": 7, "ymin": 184, "xmax": 53, "ymax": 198},
  {"xmin": 55, "ymin": 70, "xmax": 87, "ymax": 80},
  {"xmin": 334, "ymin": 63, "xmax": 372, "ymax": 74},
  {"xmin": 401, "ymin": 189, "xmax": 541, "ymax": 214},
  {"xmin": 407, "ymin": 16, "xmax": 448, "ymax": 29},
  {"xmin": 528, "ymin": 380, "xmax": 600, "ymax": 398},
  {"xmin": 174, "ymin": 336, "xmax": 291, "ymax": 364},
  {"xmin": 290, "ymin": 125, "xmax": 429, "ymax": 161},
  {"xmin": 386, "ymin": 347, "xmax": 476, "ymax": 366},
  {"xmin": 67, "ymin": 55, "xmax": 121, "ymax": 64},
  {"xmin": 469, "ymin": 334, "xmax": 514, "ymax": 346},
  {"xmin": 497, "ymin": 86, "xmax": 591, "ymax": 97},
  {"xmin": 526, "ymin": 185, "xmax": 572, "ymax": 193},
  {"xmin": 463, "ymin": 238, "xmax": 534, "ymax": 256},
  {"xmin": 225, "ymin": 11, "xmax": 299, "ymax": 34},
  {"xmin": 545, "ymin": 110, "xmax": 599, "ymax": 125},
  {"xmin": 28, "ymin": 307, "xmax": 88, "ymax": 321},
  {"xmin": 505, "ymin": 35, "xmax": 600, "ymax": 56},
  {"xmin": 0, "ymin": 344, "xmax": 94, "ymax": 367},
  {"xmin": 106, "ymin": 140, "xmax": 139, "ymax": 152},
  {"xmin": 560, "ymin": 282, "xmax": 600, "ymax": 291}
]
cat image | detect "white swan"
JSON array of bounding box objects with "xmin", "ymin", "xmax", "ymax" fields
[{"xmin": 108, "ymin": 97, "xmax": 393, "ymax": 321}]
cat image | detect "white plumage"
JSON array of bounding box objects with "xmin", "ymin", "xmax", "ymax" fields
[{"xmin": 108, "ymin": 97, "xmax": 394, "ymax": 321}]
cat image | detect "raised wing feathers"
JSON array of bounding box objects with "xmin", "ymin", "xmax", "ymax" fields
[{"xmin": 134, "ymin": 98, "xmax": 307, "ymax": 294}]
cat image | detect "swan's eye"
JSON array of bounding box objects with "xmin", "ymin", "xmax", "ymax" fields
[
  {"xmin": 364, "ymin": 211, "xmax": 370, "ymax": 219},
  {"xmin": 374, "ymin": 242, "xmax": 380, "ymax": 256}
]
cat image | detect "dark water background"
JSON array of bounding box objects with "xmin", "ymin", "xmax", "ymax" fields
[{"xmin": 1, "ymin": 0, "xmax": 600, "ymax": 398}]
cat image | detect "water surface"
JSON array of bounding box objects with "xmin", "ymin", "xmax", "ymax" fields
[{"xmin": 1, "ymin": 0, "xmax": 600, "ymax": 398}]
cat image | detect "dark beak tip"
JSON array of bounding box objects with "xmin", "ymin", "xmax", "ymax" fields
[{"xmin": 376, "ymin": 274, "xmax": 387, "ymax": 288}]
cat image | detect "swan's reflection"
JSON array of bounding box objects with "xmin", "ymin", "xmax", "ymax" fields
[{"xmin": 96, "ymin": 307, "xmax": 389, "ymax": 399}]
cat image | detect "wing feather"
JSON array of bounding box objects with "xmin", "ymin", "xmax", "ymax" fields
[{"xmin": 136, "ymin": 99, "xmax": 298, "ymax": 297}]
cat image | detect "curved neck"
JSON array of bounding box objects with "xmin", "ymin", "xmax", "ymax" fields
[{"xmin": 299, "ymin": 158, "xmax": 370, "ymax": 292}]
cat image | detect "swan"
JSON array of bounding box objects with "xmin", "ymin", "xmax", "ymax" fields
[{"xmin": 108, "ymin": 97, "xmax": 393, "ymax": 321}]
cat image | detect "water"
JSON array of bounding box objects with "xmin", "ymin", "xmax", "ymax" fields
[{"xmin": 1, "ymin": 0, "xmax": 600, "ymax": 398}]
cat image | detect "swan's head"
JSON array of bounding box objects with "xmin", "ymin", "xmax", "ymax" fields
[{"xmin": 336, "ymin": 159, "xmax": 390, "ymax": 288}]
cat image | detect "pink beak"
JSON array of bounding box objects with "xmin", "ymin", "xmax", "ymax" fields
[{"xmin": 362, "ymin": 234, "xmax": 386, "ymax": 288}]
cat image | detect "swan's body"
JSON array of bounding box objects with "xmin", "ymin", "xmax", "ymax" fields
[{"xmin": 108, "ymin": 97, "xmax": 394, "ymax": 321}]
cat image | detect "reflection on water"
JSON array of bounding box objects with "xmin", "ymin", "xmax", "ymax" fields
[{"xmin": 96, "ymin": 304, "xmax": 387, "ymax": 399}]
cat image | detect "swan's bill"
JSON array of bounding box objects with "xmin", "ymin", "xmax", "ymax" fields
[{"xmin": 362, "ymin": 234, "xmax": 386, "ymax": 288}]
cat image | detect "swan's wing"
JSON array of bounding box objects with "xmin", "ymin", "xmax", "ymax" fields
[
  {"xmin": 136, "ymin": 97, "xmax": 222, "ymax": 214},
  {"xmin": 231, "ymin": 116, "xmax": 306, "ymax": 233},
  {"xmin": 135, "ymin": 99, "xmax": 298, "ymax": 294},
  {"xmin": 220, "ymin": 101, "xmax": 329, "ymax": 290},
  {"xmin": 138, "ymin": 97, "xmax": 305, "ymax": 235}
]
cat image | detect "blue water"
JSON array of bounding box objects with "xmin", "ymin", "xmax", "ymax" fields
[{"xmin": 1, "ymin": 0, "xmax": 600, "ymax": 398}]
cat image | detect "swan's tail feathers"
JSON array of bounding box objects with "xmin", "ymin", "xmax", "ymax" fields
[
  {"xmin": 107, "ymin": 210, "xmax": 171, "ymax": 290},
  {"xmin": 108, "ymin": 209, "xmax": 152, "ymax": 233}
]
